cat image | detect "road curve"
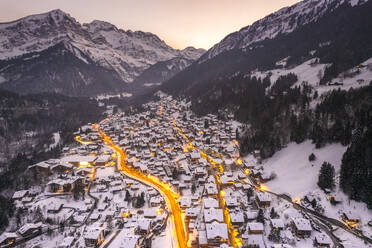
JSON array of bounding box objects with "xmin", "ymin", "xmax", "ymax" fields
[{"xmin": 97, "ymin": 128, "xmax": 188, "ymax": 248}]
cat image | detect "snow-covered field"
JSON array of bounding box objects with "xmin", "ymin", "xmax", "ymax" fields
[
  {"xmin": 257, "ymin": 140, "xmax": 372, "ymax": 246},
  {"xmin": 260, "ymin": 140, "xmax": 346, "ymax": 198}
]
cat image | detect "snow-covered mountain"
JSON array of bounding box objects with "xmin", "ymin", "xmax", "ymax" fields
[
  {"xmin": 0, "ymin": 9, "xmax": 205, "ymax": 96},
  {"xmin": 200, "ymin": 0, "xmax": 368, "ymax": 62},
  {"xmin": 163, "ymin": 0, "xmax": 372, "ymax": 95}
]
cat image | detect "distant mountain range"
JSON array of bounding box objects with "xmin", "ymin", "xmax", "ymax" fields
[{"xmin": 0, "ymin": 9, "xmax": 205, "ymax": 96}]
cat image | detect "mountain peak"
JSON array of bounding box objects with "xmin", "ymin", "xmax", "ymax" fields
[
  {"xmin": 200, "ymin": 0, "xmax": 368, "ymax": 62},
  {"xmin": 86, "ymin": 20, "xmax": 118, "ymax": 32}
]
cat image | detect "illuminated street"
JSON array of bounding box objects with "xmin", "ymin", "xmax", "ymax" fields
[{"xmin": 97, "ymin": 128, "xmax": 188, "ymax": 248}]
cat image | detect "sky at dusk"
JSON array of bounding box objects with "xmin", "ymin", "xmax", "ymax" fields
[{"xmin": 0, "ymin": 0, "xmax": 301, "ymax": 50}]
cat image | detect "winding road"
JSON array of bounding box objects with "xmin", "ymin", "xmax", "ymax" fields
[{"xmin": 96, "ymin": 127, "xmax": 188, "ymax": 248}]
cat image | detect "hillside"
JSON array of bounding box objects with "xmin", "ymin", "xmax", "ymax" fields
[{"xmin": 161, "ymin": 0, "xmax": 372, "ymax": 96}]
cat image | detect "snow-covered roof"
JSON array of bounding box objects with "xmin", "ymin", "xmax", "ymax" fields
[
  {"xmin": 244, "ymin": 234, "xmax": 264, "ymax": 247},
  {"xmin": 256, "ymin": 192, "xmax": 271, "ymax": 202},
  {"xmin": 18, "ymin": 222, "xmax": 42, "ymax": 235},
  {"xmin": 84, "ymin": 228, "xmax": 103, "ymax": 240},
  {"xmin": 270, "ymin": 219, "xmax": 284, "ymax": 229},
  {"xmin": 205, "ymin": 221, "xmax": 228, "ymax": 240},
  {"xmin": 247, "ymin": 222, "xmax": 264, "ymax": 231},
  {"xmin": 204, "ymin": 208, "xmax": 224, "ymax": 223},
  {"xmin": 314, "ymin": 233, "xmax": 332, "ymax": 245},
  {"xmin": 292, "ymin": 217, "xmax": 312, "ymax": 231},
  {"xmin": 0, "ymin": 232, "xmax": 18, "ymax": 244},
  {"xmin": 203, "ymin": 198, "xmax": 219, "ymax": 209},
  {"xmin": 12, "ymin": 190, "xmax": 29, "ymax": 199}
]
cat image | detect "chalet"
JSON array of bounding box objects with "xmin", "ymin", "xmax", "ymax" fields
[
  {"xmin": 51, "ymin": 163, "xmax": 73, "ymax": 174},
  {"xmin": 29, "ymin": 162, "xmax": 51, "ymax": 175},
  {"xmin": 76, "ymin": 167, "xmax": 94, "ymax": 177},
  {"xmin": 47, "ymin": 202, "xmax": 64, "ymax": 213},
  {"xmin": 84, "ymin": 228, "xmax": 105, "ymax": 247},
  {"xmin": 246, "ymin": 211, "xmax": 258, "ymax": 221},
  {"xmin": 150, "ymin": 196, "xmax": 162, "ymax": 207},
  {"xmin": 179, "ymin": 197, "xmax": 192, "ymax": 209},
  {"xmin": 18, "ymin": 223, "xmax": 42, "ymax": 237},
  {"xmin": 225, "ymin": 197, "xmax": 239, "ymax": 209},
  {"xmin": 270, "ymin": 219, "xmax": 284, "ymax": 231},
  {"xmin": 242, "ymin": 234, "xmax": 265, "ymax": 248},
  {"xmin": 220, "ymin": 174, "xmax": 235, "ymax": 186},
  {"xmin": 230, "ymin": 211, "xmax": 244, "ymax": 227},
  {"xmin": 61, "ymin": 155, "xmax": 97, "ymax": 167},
  {"xmin": 144, "ymin": 209, "xmax": 157, "ymax": 219},
  {"xmin": 185, "ymin": 207, "xmax": 200, "ymax": 220},
  {"xmin": 12, "ymin": 190, "xmax": 29, "ymax": 201},
  {"xmin": 247, "ymin": 222, "xmax": 264, "ymax": 234},
  {"xmin": 203, "ymin": 198, "xmax": 219, "ymax": 209},
  {"xmin": 47, "ymin": 179, "xmax": 74, "ymax": 193},
  {"xmin": 291, "ymin": 217, "xmax": 312, "ymax": 238},
  {"xmin": 0, "ymin": 232, "xmax": 18, "ymax": 246},
  {"xmin": 205, "ymin": 183, "xmax": 218, "ymax": 196},
  {"xmin": 204, "ymin": 208, "xmax": 224, "ymax": 223},
  {"xmin": 256, "ymin": 192, "xmax": 271, "ymax": 208},
  {"xmin": 135, "ymin": 219, "xmax": 151, "ymax": 235},
  {"xmin": 314, "ymin": 233, "xmax": 332, "ymax": 247},
  {"xmin": 205, "ymin": 221, "xmax": 228, "ymax": 246},
  {"xmin": 95, "ymin": 155, "xmax": 111, "ymax": 166},
  {"xmin": 89, "ymin": 213, "xmax": 101, "ymax": 222},
  {"xmin": 342, "ymin": 212, "xmax": 360, "ymax": 224}
]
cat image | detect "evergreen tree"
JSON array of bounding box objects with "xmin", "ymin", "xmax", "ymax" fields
[
  {"xmin": 125, "ymin": 190, "xmax": 131, "ymax": 202},
  {"xmin": 270, "ymin": 207, "xmax": 279, "ymax": 219},
  {"xmin": 318, "ymin": 162, "xmax": 335, "ymax": 190},
  {"xmin": 308, "ymin": 153, "xmax": 316, "ymax": 162},
  {"xmin": 256, "ymin": 209, "xmax": 265, "ymax": 223},
  {"xmin": 268, "ymin": 228, "xmax": 281, "ymax": 242},
  {"xmin": 247, "ymin": 187, "xmax": 253, "ymax": 201}
]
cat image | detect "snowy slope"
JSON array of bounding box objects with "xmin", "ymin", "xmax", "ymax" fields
[
  {"xmin": 200, "ymin": 0, "xmax": 368, "ymax": 63},
  {"xmin": 257, "ymin": 140, "xmax": 372, "ymax": 243},
  {"xmin": 259, "ymin": 140, "xmax": 347, "ymax": 197},
  {"xmin": 0, "ymin": 9, "xmax": 205, "ymax": 83},
  {"xmin": 251, "ymin": 57, "xmax": 372, "ymax": 98}
]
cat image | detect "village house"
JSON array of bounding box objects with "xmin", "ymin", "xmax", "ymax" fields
[
  {"xmin": 247, "ymin": 222, "xmax": 264, "ymax": 234},
  {"xmin": 12, "ymin": 190, "xmax": 29, "ymax": 201},
  {"xmin": 291, "ymin": 217, "xmax": 312, "ymax": 238},
  {"xmin": 270, "ymin": 218, "xmax": 285, "ymax": 231},
  {"xmin": 203, "ymin": 198, "xmax": 219, "ymax": 209},
  {"xmin": 256, "ymin": 192, "xmax": 271, "ymax": 208},
  {"xmin": 0, "ymin": 232, "xmax": 18, "ymax": 246},
  {"xmin": 84, "ymin": 228, "xmax": 105, "ymax": 247},
  {"xmin": 314, "ymin": 233, "xmax": 333, "ymax": 247},
  {"xmin": 17, "ymin": 223, "xmax": 42, "ymax": 237},
  {"xmin": 204, "ymin": 208, "xmax": 224, "ymax": 223},
  {"xmin": 205, "ymin": 221, "xmax": 229, "ymax": 246},
  {"xmin": 28, "ymin": 162, "xmax": 51, "ymax": 176}
]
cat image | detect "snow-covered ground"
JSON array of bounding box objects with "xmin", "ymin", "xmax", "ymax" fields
[
  {"xmin": 257, "ymin": 140, "xmax": 372, "ymax": 244},
  {"xmin": 251, "ymin": 58, "xmax": 328, "ymax": 87},
  {"xmin": 48, "ymin": 132, "xmax": 60, "ymax": 150},
  {"xmin": 251, "ymin": 57, "xmax": 372, "ymax": 98},
  {"xmin": 260, "ymin": 140, "xmax": 346, "ymax": 198}
]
